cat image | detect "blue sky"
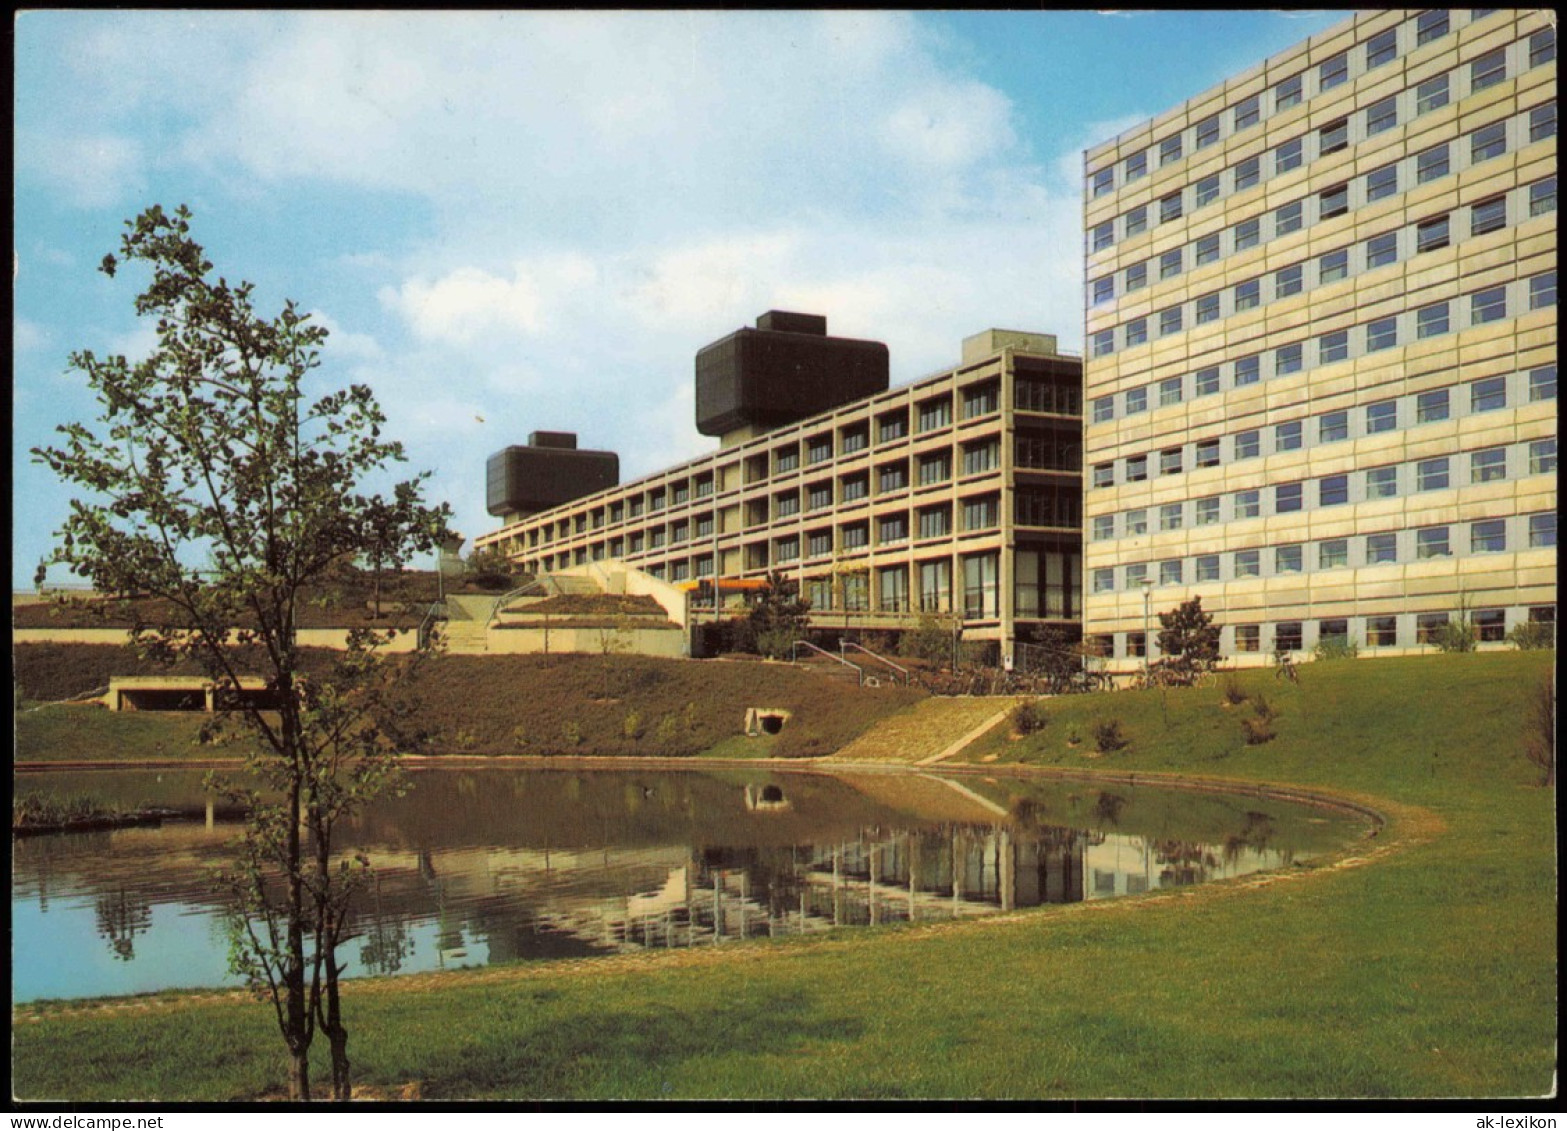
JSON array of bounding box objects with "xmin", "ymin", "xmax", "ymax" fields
[{"xmin": 14, "ymin": 10, "xmax": 1343, "ymax": 589}]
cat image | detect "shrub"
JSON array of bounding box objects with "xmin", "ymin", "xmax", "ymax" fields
[
  {"xmin": 755, "ymin": 627, "xmax": 800, "ymax": 660},
  {"xmin": 1431, "ymin": 620, "xmax": 1477, "ymax": 653},
  {"xmin": 682, "ymin": 702, "xmax": 699, "ymax": 732},
  {"xmin": 1312, "ymin": 637, "xmax": 1359, "ymax": 662},
  {"xmin": 510, "ymin": 725, "xmax": 530, "ymax": 750},
  {"xmin": 1250, "ymin": 694, "xmax": 1276, "ymax": 722},
  {"xmin": 654, "ymin": 715, "xmax": 679, "ymax": 745},
  {"xmin": 1241, "ymin": 715, "xmax": 1275, "ymax": 745},
  {"xmin": 453, "ymin": 728, "xmax": 478, "ymax": 752},
  {"xmin": 1012, "ymin": 700, "xmax": 1048, "ymax": 736},
  {"xmin": 1065, "ymin": 727, "xmax": 1083, "ymax": 747},
  {"xmin": 621, "ymin": 711, "xmax": 644, "ymax": 741},
  {"xmin": 561, "ymin": 720, "xmax": 583, "ymax": 747},
  {"xmin": 1523, "ymin": 677, "xmax": 1555, "ymax": 786},
  {"xmin": 1507, "ymin": 620, "xmax": 1557, "ymax": 651},
  {"xmin": 1093, "ymin": 719, "xmax": 1128, "ymax": 753},
  {"xmin": 1221, "ymin": 675, "xmax": 1249, "ymax": 706}
]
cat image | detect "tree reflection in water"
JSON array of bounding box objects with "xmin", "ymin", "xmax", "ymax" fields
[{"xmin": 95, "ymin": 888, "xmax": 153, "ymax": 961}]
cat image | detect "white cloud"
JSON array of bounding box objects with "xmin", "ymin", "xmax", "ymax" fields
[
  {"xmin": 24, "ymin": 133, "xmax": 145, "ymax": 209},
  {"xmin": 13, "ymin": 317, "xmax": 48, "ymax": 354},
  {"xmin": 380, "ymin": 267, "xmax": 543, "ymax": 346}
]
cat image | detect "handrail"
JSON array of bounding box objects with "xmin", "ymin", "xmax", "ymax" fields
[
  {"xmin": 839, "ymin": 641, "xmax": 911, "ymax": 685},
  {"xmin": 484, "ymin": 581, "xmax": 546, "ymax": 628},
  {"xmin": 791, "ymin": 640, "xmax": 863, "ymax": 686},
  {"xmin": 416, "ymin": 601, "xmax": 445, "ymax": 651}
]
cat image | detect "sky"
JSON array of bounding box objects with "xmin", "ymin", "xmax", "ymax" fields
[{"xmin": 13, "ymin": 9, "xmax": 1344, "ymax": 590}]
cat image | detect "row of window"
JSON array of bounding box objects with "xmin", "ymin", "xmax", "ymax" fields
[
  {"xmin": 1092, "ymin": 181, "xmax": 1553, "ymax": 361},
  {"xmin": 1092, "ymin": 434, "xmax": 1555, "ymax": 547},
  {"xmin": 1090, "ymin": 102, "xmax": 1553, "ymax": 319},
  {"xmin": 1096, "ymin": 115, "xmax": 1548, "ymax": 328},
  {"xmin": 1088, "ymin": 28, "xmax": 1552, "ymax": 257},
  {"xmin": 1096, "ymin": 266, "xmax": 1554, "ymax": 432},
  {"xmin": 1090, "ymin": 275, "xmax": 1554, "ymax": 433},
  {"xmin": 794, "ymin": 552, "xmax": 1015, "ymax": 619},
  {"xmin": 1094, "ymin": 362, "xmax": 1555, "ymax": 486},
  {"xmin": 761, "ymin": 496, "xmax": 1004, "ymax": 562},
  {"xmin": 1087, "ymin": 10, "xmax": 1530, "ymax": 200},
  {"xmin": 1092, "ymin": 512, "xmax": 1557, "ymax": 597},
  {"xmin": 1099, "ymin": 605, "xmax": 1556, "ymax": 660}
]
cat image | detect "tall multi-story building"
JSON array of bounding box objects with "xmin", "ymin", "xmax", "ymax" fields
[
  {"xmin": 476, "ymin": 314, "xmax": 1084, "ymax": 661},
  {"xmin": 1082, "ymin": 8, "xmax": 1557, "ymax": 670}
]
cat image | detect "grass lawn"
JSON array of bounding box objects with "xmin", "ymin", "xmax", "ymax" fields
[{"xmin": 11, "ymin": 651, "xmax": 1557, "ymax": 1101}]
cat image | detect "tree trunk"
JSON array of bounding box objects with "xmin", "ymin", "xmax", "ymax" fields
[{"xmin": 290, "ymin": 1049, "xmax": 311, "ymax": 1101}]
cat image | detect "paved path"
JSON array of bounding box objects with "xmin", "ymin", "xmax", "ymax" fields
[{"xmin": 824, "ymin": 696, "xmax": 1016, "ymax": 764}]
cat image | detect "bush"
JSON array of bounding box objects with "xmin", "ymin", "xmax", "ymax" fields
[
  {"xmin": 1507, "ymin": 620, "xmax": 1556, "ymax": 651},
  {"xmin": 1312, "ymin": 637, "xmax": 1359, "ymax": 662},
  {"xmin": 1241, "ymin": 715, "xmax": 1276, "ymax": 745},
  {"xmin": 621, "ymin": 711, "xmax": 643, "ymax": 741},
  {"xmin": 1012, "ymin": 700, "xmax": 1048, "ymax": 735},
  {"xmin": 1431, "ymin": 620, "xmax": 1477, "ymax": 653},
  {"xmin": 1221, "ymin": 676, "xmax": 1249, "ymax": 706},
  {"xmin": 755, "ymin": 627, "xmax": 800, "ymax": 660},
  {"xmin": 654, "ymin": 715, "xmax": 679, "ymax": 746},
  {"xmin": 1250, "ymin": 694, "xmax": 1277, "ymax": 722},
  {"xmin": 1093, "ymin": 719, "xmax": 1128, "ymax": 753},
  {"xmin": 561, "ymin": 720, "xmax": 583, "ymax": 747}
]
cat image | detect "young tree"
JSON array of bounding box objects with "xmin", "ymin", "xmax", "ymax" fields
[
  {"xmin": 32, "ymin": 205, "xmax": 450, "ymax": 1101},
  {"xmin": 1155, "ymin": 596, "xmax": 1222, "ymax": 679},
  {"xmin": 748, "ymin": 570, "xmax": 812, "ymax": 658}
]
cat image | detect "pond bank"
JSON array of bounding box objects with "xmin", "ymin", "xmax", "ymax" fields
[{"xmin": 11, "ymin": 651, "xmax": 1557, "ymax": 1100}]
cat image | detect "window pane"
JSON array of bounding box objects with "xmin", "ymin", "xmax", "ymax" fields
[
  {"xmin": 1416, "ymin": 74, "xmax": 1450, "ymax": 114},
  {"xmin": 1275, "ymin": 138, "xmax": 1303, "ymax": 173},
  {"xmin": 1318, "ymin": 411, "xmax": 1348, "ymax": 442},
  {"xmin": 1234, "ymin": 357, "xmax": 1260, "ymax": 387},
  {"xmin": 1320, "ymin": 119, "xmax": 1348, "ymax": 155},
  {"xmin": 1530, "ymin": 101, "xmax": 1556, "ymax": 143},
  {"xmin": 1417, "ymin": 144, "xmax": 1450, "ymax": 183},
  {"xmin": 1235, "ymin": 279, "xmax": 1261, "ymax": 311},
  {"xmin": 1471, "ymin": 448, "xmax": 1507, "ymax": 483},
  {"xmin": 1529, "ymin": 365, "xmax": 1557, "ymax": 401},
  {"xmin": 1275, "ymin": 421, "xmax": 1302, "ymax": 451},
  {"xmin": 1276, "ymin": 264, "xmax": 1304, "ymax": 297},
  {"xmin": 1234, "ymin": 156, "xmax": 1261, "ymax": 191},
  {"xmin": 1276, "ymin": 74, "xmax": 1303, "ymax": 110},
  {"xmin": 1417, "ymin": 215, "xmax": 1450, "ymax": 252},
  {"xmin": 1417, "ymin": 9, "xmax": 1449, "ymax": 44},
  {"xmin": 1417, "ymin": 458, "xmax": 1449, "ymax": 491},
  {"xmin": 1366, "ymin": 316, "xmax": 1398, "ymax": 351},
  {"xmin": 1320, "ymin": 249, "xmax": 1348, "ymax": 283},
  {"xmin": 1530, "ymin": 271, "xmax": 1557, "ymax": 310},
  {"xmin": 1417, "ymin": 301, "xmax": 1450, "ymax": 338},
  {"xmin": 1471, "ymin": 123, "xmax": 1507, "ymax": 164},
  {"xmin": 1160, "ymin": 135, "xmax": 1183, "ymax": 165},
  {"xmin": 1366, "ymin": 232, "xmax": 1398, "ymax": 267},
  {"xmin": 1366, "ymin": 400, "xmax": 1396, "ymax": 433},
  {"xmin": 1367, "ymin": 532, "xmax": 1398, "ymax": 562},
  {"xmin": 1366, "ymin": 165, "xmax": 1399, "ymax": 201},
  {"xmin": 1235, "ymin": 95, "xmax": 1260, "ymax": 129},
  {"xmin": 1415, "ymin": 389, "xmax": 1448, "ymax": 422},
  {"xmin": 1366, "ymin": 466, "xmax": 1398, "ymax": 499},
  {"xmin": 1471, "ymin": 48, "xmax": 1506, "ymax": 91},
  {"xmin": 1319, "ymin": 330, "xmax": 1349, "ymax": 363},
  {"xmin": 1470, "ymin": 287, "xmax": 1507, "ymax": 324},
  {"xmin": 1470, "ymin": 376, "xmax": 1506, "ymax": 412},
  {"xmin": 1320, "ymin": 53, "xmax": 1348, "ymax": 90},
  {"xmin": 1275, "ymin": 201, "xmax": 1303, "ymax": 235},
  {"xmin": 1529, "ymin": 439, "xmax": 1557, "ymax": 475},
  {"xmin": 1320, "ymin": 477, "xmax": 1349, "ymax": 507},
  {"xmin": 1366, "ymin": 28, "xmax": 1397, "ymax": 67},
  {"xmin": 1366, "ymin": 96, "xmax": 1398, "ymax": 135}
]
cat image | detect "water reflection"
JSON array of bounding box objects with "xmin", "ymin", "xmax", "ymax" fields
[{"xmin": 11, "ymin": 768, "xmax": 1362, "ymax": 1002}]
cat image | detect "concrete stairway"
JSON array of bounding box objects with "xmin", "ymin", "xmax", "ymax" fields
[{"xmin": 823, "ymin": 696, "xmax": 1015, "ymax": 765}]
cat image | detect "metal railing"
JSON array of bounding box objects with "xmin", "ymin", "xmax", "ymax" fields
[
  {"xmin": 791, "ymin": 640, "xmax": 865, "ymax": 685},
  {"xmin": 416, "ymin": 602, "xmax": 446, "ymax": 651},
  {"xmin": 839, "ymin": 641, "xmax": 912, "ymax": 686},
  {"xmin": 484, "ymin": 581, "xmax": 547, "ymax": 628}
]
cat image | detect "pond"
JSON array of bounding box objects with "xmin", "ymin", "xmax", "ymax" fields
[{"xmin": 12, "ymin": 766, "xmax": 1366, "ymax": 1003}]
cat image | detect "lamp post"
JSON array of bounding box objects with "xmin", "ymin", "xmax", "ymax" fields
[{"xmin": 1140, "ymin": 579, "xmax": 1154, "ymax": 675}]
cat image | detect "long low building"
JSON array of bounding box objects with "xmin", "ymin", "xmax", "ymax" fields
[{"xmin": 475, "ymin": 315, "xmax": 1085, "ymax": 663}]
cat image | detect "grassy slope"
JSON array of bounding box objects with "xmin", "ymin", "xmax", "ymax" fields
[
  {"xmin": 13, "ymin": 647, "xmax": 922, "ymax": 761},
  {"xmin": 11, "ymin": 652, "xmax": 1557, "ymax": 1101}
]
